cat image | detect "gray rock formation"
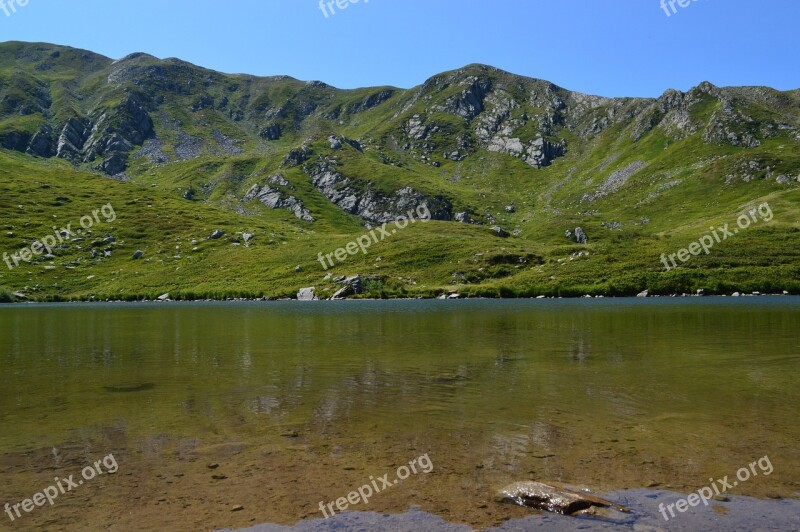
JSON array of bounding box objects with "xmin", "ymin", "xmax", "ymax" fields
[
  {"xmin": 244, "ymin": 174, "xmax": 315, "ymax": 222},
  {"xmin": 346, "ymin": 89, "xmax": 395, "ymax": 114},
  {"xmin": 490, "ymin": 226, "xmax": 509, "ymax": 238},
  {"xmin": 524, "ymin": 137, "xmax": 568, "ymax": 168},
  {"xmin": 574, "ymin": 227, "xmax": 588, "ymax": 244},
  {"xmin": 297, "ymin": 287, "xmax": 317, "ymax": 301},
  {"xmin": 281, "ymin": 145, "xmax": 312, "ymax": 167},
  {"xmin": 305, "ymin": 161, "xmax": 452, "ymax": 224},
  {"xmin": 455, "ymin": 212, "xmax": 475, "ymax": 224},
  {"xmin": 26, "ymin": 125, "xmax": 54, "ymax": 157},
  {"xmin": 259, "ymin": 124, "xmax": 281, "ymax": 141}
]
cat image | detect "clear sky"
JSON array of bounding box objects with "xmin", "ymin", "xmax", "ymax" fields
[{"xmin": 1, "ymin": 0, "xmax": 798, "ymax": 97}]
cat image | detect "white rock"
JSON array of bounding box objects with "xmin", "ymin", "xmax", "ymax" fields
[{"xmin": 297, "ymin": 287, "xmax": 317, "ymax": 301}]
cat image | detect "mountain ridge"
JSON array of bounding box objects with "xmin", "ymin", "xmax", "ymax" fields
[{"xmin": 0, "ymin": 40, "xmax": 798, "ymax": 302}]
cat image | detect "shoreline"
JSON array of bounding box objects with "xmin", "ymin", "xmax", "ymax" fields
[
  {"xmin": 1, "ymin": 292, "xmax": 798, "ymax": 305},
  {"xmin": 220, "ymin": 490, "xmax": 800, "ymax": 531}
]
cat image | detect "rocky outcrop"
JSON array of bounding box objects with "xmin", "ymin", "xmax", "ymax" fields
[
  {"xmin": 26, "ymin": 125, "xmax": 55, "ymax": 157},
  {"xmin": 346, "ymin": 89, "xmax": 395, "ymax": 114},
  {"xmin": 331, "ymin": 275, "xmax": 365, "ymax": 300},
  {"xmin": 281, "ymin": 145, "xmax": 312, "ymax": 167},
  {"xmin": 485, "ymin": 135, "xmax": 567, "ymax": 169},
  {"xmin": 437, "ymin": 77, "xmax": 492, "ymax": 120},
  {"xmin": 574, "ymin": 227, "xmax": 588, "ymax": 244},
  {"xmin": 28, "ymin": 97, "xmax": 155, "ymax": 175},
  {"xmin": 328, "ymin": 135, "xmax": 362, "ymax": 152},
  {"xmin": 0, "ymin": 131, "xmax": 31, "ymax": 151},
  {"xmin": 490, "ymin": 226, "xmax": 509, "ymax": 238},
  {"xmin": 297, "ymin": 287, "xmax": 318, "ymax": 301},
  {"xmin": 703, "ymin": 97, "xmax": 762, "ymax": 148},
  {"xmin": 259, "ymin": 124, "xmax": 282, "ymax": 141},
  {"xmin": 404, "ymin": 114, "xmax": 436, "ymax": 141},
  {"xmin": 83, "ymin": 96, "xmax": 155, "ymax": 173},
  {"xmin": 306, "ymin": 160, "xmax": 452, "ymax": 224},
  {"xmin": 56, "ymin": 117, "xmax": 92, "ymax": 161},
  {"xmin": 455, "ymin": 212, "xmax": 476, "ymax": 224},
  {"xmin": 244, "ymin": 174, "xmax": 315, "ymax": 222},
  {"xmin": 524, "ymin": 137, "xmax": 567, "ymax": 168}
]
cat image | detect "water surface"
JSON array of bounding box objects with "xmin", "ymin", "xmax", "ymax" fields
[{"xmin": 1, "ymin": 298, "xmax": 798, "ymax": 530}]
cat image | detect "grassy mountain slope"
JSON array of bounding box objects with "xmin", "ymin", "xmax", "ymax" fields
[{"xmin": 1, "ymin": 42, "xmax": 798, "ymax": 301}]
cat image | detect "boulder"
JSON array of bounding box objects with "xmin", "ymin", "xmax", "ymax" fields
[
  {"xmin": 342, "ymin": 275, "xmax": 364, "ymax": 294},
  {"xmin": 331, "ymin": 285, "xmax": 353, "ymax": 300},
  {"xmin": 455, "ymin": 212, "xmax": 474, "ymax": 224},
  {"xmin": 637, "ymin": 290, "xmax": 649, "ymax": 298},
  {"xmin": 281, "ymin": 145, "xmax": 312, "ymax": 167},
  {"xmin": 497, "ymin": 481, "xmax": 627, "ymax": 516},
  {"xmin": 575, "ymin": 227, "xmax": 588, "ymax": 244},
  {"xmin": 297, "ymin": 287, "xmax": 317, "ymax": 301},
  {"xmin": 209, "ymin": 230, "xmax": 224, "ymax": 240},
  {"xmin": 490, "ymin": 226, "xmax": 509, "ymax": 238}
]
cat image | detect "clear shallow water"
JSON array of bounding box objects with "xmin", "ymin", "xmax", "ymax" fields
[{"xmin": 0, "ymin": 298, "xmax": 798, "ymax": 530}]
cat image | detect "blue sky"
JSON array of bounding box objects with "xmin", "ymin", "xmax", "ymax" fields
[{"xmin": 1, "ymin": 0, "xmax": 798, "ymax": 97}]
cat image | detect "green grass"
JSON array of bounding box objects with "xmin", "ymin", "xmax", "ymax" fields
[
  {"xmin": 1, "ymin": 145, "xmax": 798, "ymax": 302},
  {"xmin": 1, "ymin": 42, "xmax": 799, "ymax": 301}
]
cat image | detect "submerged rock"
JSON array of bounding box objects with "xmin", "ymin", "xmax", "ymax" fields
[{"xmin": 497, "ymin": 481, "xmax": 628, "ymax": 515}]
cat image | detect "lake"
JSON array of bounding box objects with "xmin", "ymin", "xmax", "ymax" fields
[{"xmin": 1, "ymin": 298, "xmax": 798, "ymax": 530}]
